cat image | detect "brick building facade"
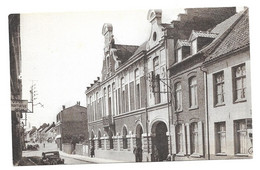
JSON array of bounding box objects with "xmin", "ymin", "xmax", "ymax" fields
[
  {"xmin": 55, "ymin": 103, "xmax": 88, "ymax": 152},
  {"xmin": 86, "ymin": 8, "xmax": 237, "ymax": 162}
]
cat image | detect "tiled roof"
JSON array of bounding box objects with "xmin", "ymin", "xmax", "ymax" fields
[
  {"xmin": 133, "ymin": 41, "xmax": 148, "ymax": 56},
  {"xmin": 114, "ymin": 44, "xmax": 139, "ymax": 63},
  {"xmin": 189, "ymin": 30, "xmax": 218, "ymax": 41},
  {"xmin": 176, "ymin": 39, "xmax": 191, "ymax": 49},
  {"xmin": 204, "ymin": 9, "xmax": 249, "ymax": 62},
  {"xmin": 210, "ymin": 10, "xmax": 244, "ymax": 35}
]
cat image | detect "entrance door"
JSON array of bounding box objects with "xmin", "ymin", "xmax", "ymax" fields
[
  {"xmin": 152, "ymin": 121, "xmax": 168, "ymax": 161},
  {"xmin": 136, "ymin": 124, "xmax": 143, "ymax": 148}
]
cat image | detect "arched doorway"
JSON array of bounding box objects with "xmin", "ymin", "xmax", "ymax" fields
[
  {"xmin": 136, "ymin": 124, "xmax": 143, "ymax": 148},
  {"xmin": 91, "ymin": 131, "xmax": 95, "ymax": 148},
  {"xmin": 151, "ymin": 121, "xmax": 168, "ymax": 161},
  {"xmin": 135, "ymin": 124, "xmax": 143, "ymax": 162},
  {"xmin": 98, "ymin": 131, "xmax": 101, "ymax": 149},
  {"xmin": 107, "ymin": 130, "xmax": 113, "ymax": 149}
]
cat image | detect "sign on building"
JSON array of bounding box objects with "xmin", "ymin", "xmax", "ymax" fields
[{"xmin": 11, "ymin": 100, "xmax": 28, "ymax": 112}]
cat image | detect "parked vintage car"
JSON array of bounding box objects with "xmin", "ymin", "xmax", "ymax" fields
[{"xmin": 40, "ymin": 151, "xmax": 64, "ymax": 165}]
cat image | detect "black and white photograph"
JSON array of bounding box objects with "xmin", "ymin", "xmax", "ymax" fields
[{"xmin": 2, "ymin": 0, "xmax": 258, "ymax": 170}]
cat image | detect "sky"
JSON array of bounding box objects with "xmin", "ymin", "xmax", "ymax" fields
[
  {"xmin": 20, "ymin": 7, "xmax": 249, "ymax": 129},
  {"xmin": 20, "ymin": 9, "xmax": 186, "ymax": 128}
]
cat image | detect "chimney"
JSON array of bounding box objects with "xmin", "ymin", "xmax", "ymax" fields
[
  {"xmin": 77, "ymin": 101, "xmax": 80, "ymax": 106},
  {"xmin": 62, "ymin": 105, "xmax": 65, "ymax": 110}
]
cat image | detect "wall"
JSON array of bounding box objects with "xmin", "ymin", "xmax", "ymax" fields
[
  {"xmin": 62, "ymin": 143, "xmax": 73, "ymax": 154},
  {"xmin": 206, "ymin": 50, "xmax": 251, "ymax": 159}
]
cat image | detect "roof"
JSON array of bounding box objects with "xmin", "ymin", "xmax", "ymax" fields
[
  {"xmin": 189, "ymin": 30, "xmax": 218, "ymax": 41},
  {"xmin": 114, "ymin": 44, "xmax": 139, "ymax": 63},
  {"xmin": 132, "ymin": 41, "xmax": 148, "ymax": 56},
  {"xmin": 204, "ymin": 9, "xmax": 249, "ymax": 63},
  {"xmin": 176, "ymin": 39, "xmax": 191, "ymax": 49},
  {"xmin": 210, "ymin": 10, "xmax": 245, "ymax": 35}
]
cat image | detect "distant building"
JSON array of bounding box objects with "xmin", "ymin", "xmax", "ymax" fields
[
  {"xmin": 202, "ymin": 9, "xmax": 251, "ymax": 159},
  {"xmin": 55, "ymin": 102, "xmax": 88, "ymax": 152},
  {"xmin": 86, "ymin": 8, "xmax": 236, "ymax": 162}
]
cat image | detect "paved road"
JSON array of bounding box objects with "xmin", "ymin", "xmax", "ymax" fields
[{"xmin": 23, "ymin": 142, "xmax": 91, "ymax": 165}]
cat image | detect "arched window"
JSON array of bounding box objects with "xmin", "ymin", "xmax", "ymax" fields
[
  {"xmin": 108, "ymin": 85, "xmax": 112, "ymax": 116},
  {"xmin": 123, "ymin": 126, "xmax": 128, "ymax": 149},
  {"xmin": 189, "ymin": 77, "xmax": 198, "ymax": 108},
  {"xmin": 176, "ymin": 124, "xmax": 184, "ymax": 154},
  {"xmin": 175, "ymin": 82, "xmax": 182, "ymax": 111},
  {"xmin": 135, "ymin": 68, "xmax": 141, "ymax": 109},
  {"xmin": 153, "ymin": 57, "xmax": 161, "ymax": 104},
  {"xmin": 103, "ymin": 88, "xmax": 106, "ymax": 116},
  {"xmin": 121, "ymin": 77, "xmax": 125, "ymax": 113},
  {"xmin": 190, "ymin": 122, "xmax": 199, "ymax": 154}
]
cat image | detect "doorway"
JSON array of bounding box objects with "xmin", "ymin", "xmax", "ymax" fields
[{"xmin": 151, "ymin": 121, "xmax": 168, "ymax": 161}]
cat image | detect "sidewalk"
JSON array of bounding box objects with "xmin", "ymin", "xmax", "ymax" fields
[{"xmin": 59, "ymin": 151, "xmax": 124, "ymax": 164}]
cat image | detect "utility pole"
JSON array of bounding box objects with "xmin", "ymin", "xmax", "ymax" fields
[{"xmin": 24, "ymin": 80, "xmax": 44, "ymax": 127}]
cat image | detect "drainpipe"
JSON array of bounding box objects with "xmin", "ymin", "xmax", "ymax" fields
[
  {"xmin": 165, "ymin": 43, "xmax": 173, "ymax": 160},
  {"xmin": 201, "ymin": 66, "xmax": 210, "ymax": 160},
  {"xmin": 143, "ymin": 52, "xmax": 151, "ymax": 161}
]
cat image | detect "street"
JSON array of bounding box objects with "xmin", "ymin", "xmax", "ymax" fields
[{"xmin": 22, "ymin": 142, "xmax": 91, "ymax": 165}]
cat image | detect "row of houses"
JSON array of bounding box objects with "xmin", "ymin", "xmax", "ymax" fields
[
  {"xmin": 85, "ymin": 7, "xmax": 252, "ymax": 162},
  {"xmin": 25, "ymin": 122, "xmax": 56, "ymax": 144}
]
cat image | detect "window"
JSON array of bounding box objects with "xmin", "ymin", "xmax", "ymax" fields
[
  {"xmin": 175, "ymin": 82, "xmax": 182, "ymax": 112},
  {"xmin": 121, "ymin": 77, "xmax": 125, "ymax": 113},
  {"xmin": 153, "ymin": 57, "xmax": 161, "ymax": 104},
  {"xmin": 103, "ymin": 88, "xmax": 106, "ymax": 115},
  {"xmin": 177, "ymin": 48, "xmax": 182, "ymax": 63},
  {"xmin": 189, "ymin": 77, "xmax": 198, "ymax": 108},
  {"xmin": 190, "ymin": 122, "xmax": 199, "ymax": 154},
  {"xmin": 112, "ymin": 83, "xmax": 116, "ymax": 116},
  {"xmin": 233, "ymin": 64, "xmax": 246, "ymax": 102},
  {"xmin": 153, "ymin": 32, "xmax": 157, "ymax": 41},
  {"xmin": 98, "ymin": 131, "xmax": 102, "ymax": 148},
  {"xmin": 176, "ymin": 124, "xmax": 184, "ymax": 154},
  {"xmin": 135, "ymin": 69, "xmax": 141, "ymax": 109},
  {"xmin": 123, "ymin": 126, "xmax": 128, "ymax": 149},
  {"xmin": 191, "ymin": 39, "xmax": 197, "ymax": 55},
  {"xmin": 215, "ymin": 122, "xmax": 226, "ymax": 155},
  {"xmin": 108, "ymin": 85, "xmax": 112, "ymax": 116},
  {"xmin": 234, "ymin": 119, "xmax": 252, "ymax": 155},
  {"xmin": 214, "ymin": 71, "xmax": 225, "ymax": 106}
]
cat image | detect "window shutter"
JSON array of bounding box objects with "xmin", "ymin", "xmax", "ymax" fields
[{"xmin": 198, "ymin": 121, "xmax": 204, "ymax": 156}]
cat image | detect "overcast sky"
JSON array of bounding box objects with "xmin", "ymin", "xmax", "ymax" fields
[
  {"xmin": 21, "ymin": 9, "xmax": 187, "ymax": 128},
  {"xmin": 20, "ymin": 7, "xmax": 248, "ymax": 129}
]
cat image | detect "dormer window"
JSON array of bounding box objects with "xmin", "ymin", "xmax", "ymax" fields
[
  {"xmin": 189, "ymin": 30, "xmax": 218, "ymax": 55},
  {"xmin": 175, "ymin": 39, "xmax": 191, "ymax": 63},
  {"xmin": 177, "ymin": 48, "xmax": 182, "ymax": 63},
  {"xmin": 191, "ymin": 39, "xmax": 197, "ymax": 55}
]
